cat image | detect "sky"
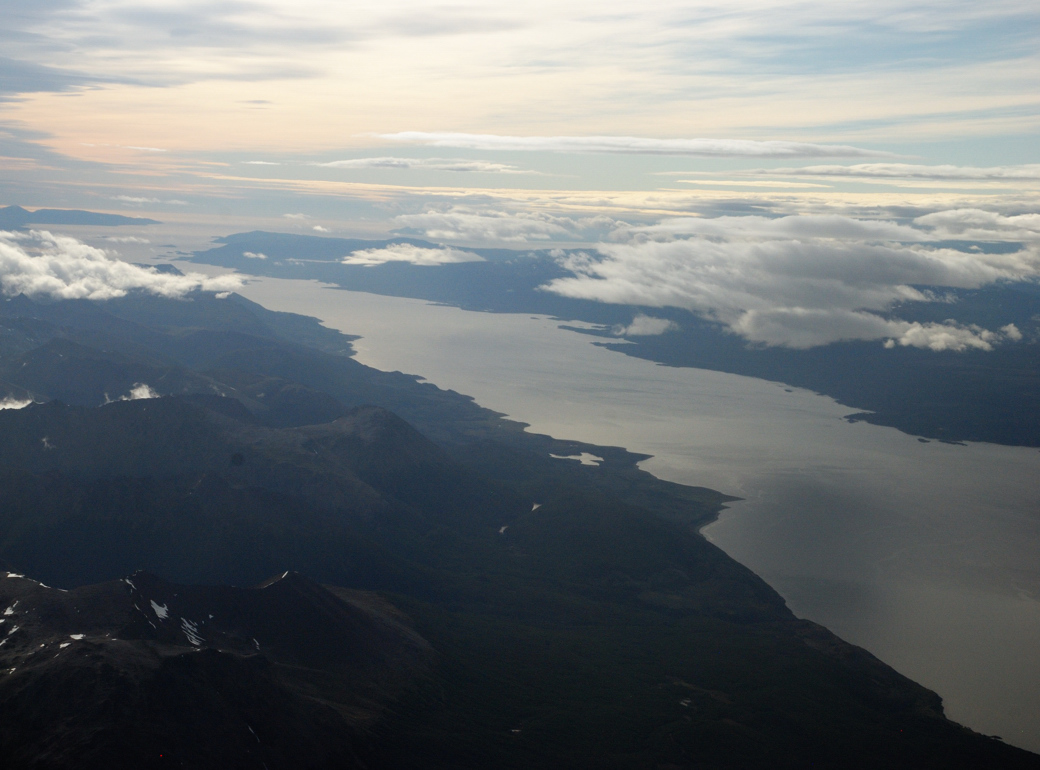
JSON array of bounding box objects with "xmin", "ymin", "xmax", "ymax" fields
[{"xmin": 1, "ymin": 0, "xmax": 1039, "ymax": 349}]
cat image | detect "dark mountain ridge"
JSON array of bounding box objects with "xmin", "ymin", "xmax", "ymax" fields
[{"xmin": 0, "ymin": 569, "xmax": 430, "ymax": 768}]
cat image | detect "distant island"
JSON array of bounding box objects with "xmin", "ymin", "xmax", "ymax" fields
[{"xmin": 0, "ymin": 205, "xmax": 160, "ymax": 228}]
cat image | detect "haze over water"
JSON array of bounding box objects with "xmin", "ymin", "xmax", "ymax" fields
[{"xmin": 233, "ymin": 276, "xmax": 1040, "ymax": 752}]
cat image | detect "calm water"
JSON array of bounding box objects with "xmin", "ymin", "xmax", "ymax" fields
[{"xmin": 232, "ymin": 277, "xmax": 1040, "ymax": 752}]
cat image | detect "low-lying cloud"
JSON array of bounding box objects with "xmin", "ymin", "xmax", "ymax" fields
[
  {"xmin": 543, "ymin": 213, "xmax": 1040, "ymax": 350},
  {"xmin": 105, "ymin": 383, "xmax": 160, "ymax": 403},
  {"xmin": 394, "ymin": 207, "xmax": 625, "ymax": 243},
  {"xmin": 613, "ymin": 314, "xmax": 679, "ymax": 337},
  {"xmin": 0, "ymin": 230, "xmax": 242, "ymax": 300},
  {"xmin": 342, "ymin": 243, "xmax": 484, "ymax": 266},
  {"xmin": 622, "ymin": 215, "xmax": 929, "ymax": 243},
  {"xmin": 913, "ymin": 209, "xmax": 1040, "ymax": 241},
  {"xmin": 379, "ymin": 132, "xmax": 895, "ymax": 159}
]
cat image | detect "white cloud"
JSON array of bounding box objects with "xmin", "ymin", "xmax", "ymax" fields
[
  {"xmin": 913, "ymin": 209, "xmax": 1040, "ymax": 241},
  {"xmin": 542, "ymin": 215, "xmax": 1040, "ymax": 350},
  {"xmin": 752, "ymin": 163, "xmax": 1040, "ymax": 181},
  {"xmin": 0, "ymin": 230, "xmax": 242, "ymax": 301},
  {"xmin": 106, "ymin": 236, "xmax": 151, "ymax": 243},
  {"xmin": 0, "ymin": 397, "xmax": 32, "ymax": 410},
  {"xmin": 122, "ymin": 383, "xmax": 159, "ymax": 400},
  {"xmin": 312, "ymin": 225, "xmax": 330, "ymax": 232},
  {"xmin": 379, "ymin": 132, "xmax": 895, "ymax": 158},
  {"xmin": 245, "ymin": 160, "xmax": 281, "ymax": 165},
  {"xmin": 112, "ymin": 195, "xmax": 186, "ymax": 205},
  {"xmin": 242, "ymin": 251, "xmax": 267, "ymax": 259},
  {"xmin": 1002, "ymin": 323, "xmax": 1023, "ymax": 341},
  {"xmin": 113, "ymin": 195, "xmax": 161, "ymax": 204},
  {"xmin": 620, "ymin": 215, "xmax": 930, "ymax": 242},
  {"xmin": 342, "ymin": 243, "xmax": 484, "ymax": 266},
  {"xmin": 884, "ymin": 322, "xmax": 1018, "ymax": 352},
  {"xmin": 613, "ymin": 314, "xmax": 679, "ymax": 336},
  {"xmin": 394, "ymin": 207, "xmax": 625, "ymax": 243},
  {"xmin": 315, "ymin": 156, "xmax": 531, "ymax": 173},
  {"xmin": 283, "ymin": 213, "xmax": 310, "ymax": 220}
]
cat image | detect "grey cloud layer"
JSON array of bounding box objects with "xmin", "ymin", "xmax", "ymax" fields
[
  {"xmin": 380, "ymin": 133, "xmax": 895, "ymax": 159},
  {"xmin": 543, "ymin": 214, "xmax": 1039, "ymax": 350},
  {"xmin": 0, "ymin": 230, "xmax": 241, "ymax": 300}
]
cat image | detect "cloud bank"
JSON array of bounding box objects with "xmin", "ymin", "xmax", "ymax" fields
[
  {"xmin": 913, "ymin": 209, "xmax": 1040, "ymax": 241},
  {"xmin": 342, "ymin": 243, "xmax": 484, "ymax": 266},
  {"xmin": 0, "ymin": 230, "xmax": 242, "ymax": 300},
  {"xmin": 380, "ymin": 133, "xmax": 894, "ymax": 159},
  {"xmin": 543, "ymin": 213, "xmax": 1040, "ymax": 350},
  {"xmin": 623, "ymin": 215, "xmax": 930, "ymax": 243},
  {"xmin": 394, "ymin": 207, "xmax": 625, "ymax": 243}
]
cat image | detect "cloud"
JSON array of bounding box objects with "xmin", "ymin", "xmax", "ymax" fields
[
  {"xmin": 0, "ymin": 55, "xmax": 99, "ymax": 100},
  {"xmin": 113, "ymin": 195, "xmax": 161, "ymax": 204},
  {"xmin": 106, "ymin": 382, "xmax": 160, "ymax": 402},
  {"xmin": 884, "ymin": 322, "xmax": 1020, "ymax": 352},
  {"xmin": 379, "ymin": 132, "xmax": 895, "ymax": 159},
  {"xmin": 750, "ymin": 163, "xmax": 1040, "ymax": 182},
  {"xmin": 613, "ymin": 314, "xmax": 679, "ymax": 336},
  {"xmin": 312, "ymin": 225, "xmax": 330, "ymax": 232},
  {"xmin": 342, "ymin": 243, "xmax": 484, "ymax": 266},
  {"xmin": 671, "ymin": 179, "xmax": 831, "ymax": 189},
  {"xmin": 121, "ymin": 383, "xmax": 159, "ymax": 401},
  {"xmin": 314, "ymin": 156, "xmax": 532, "ymax": 174},
  {"xmin": 619, "ymin": 215, "xmax": 930, "ymax": 243},
  {"xmin": 242, "ymin": 251, "xmax": 267, "ymax": 259},
  {"xmin": 0, "ymin": 230, "xmax": 241, "ymax": 300},
  {"xmin": 112, "ymin": 195, "xmax": 186, "ymax": 205},
  {"xmin": 394, "ymin": 207, "xmax": 626, "ymax": 243},
  {"xmin": 541, "ymin": 214, "xmax": 1040, "ymax": 350},
  {"xmin": 244, "ymin": 160, "xmax": 280, "ymax": 165},
  {"xmin": 106, "ymin": 236, "xmax": 150, "ymax": 243},
  {"xmin": 283, "ymin": 213, "xmax": 310, "ymax": 220},
  {"xmin": 913, "ymin": 209, "xmax": 1040, "ymax": 241},
  {"xmin": 0, "ymin": 396, "xmax": 32, "ymax": 410}
]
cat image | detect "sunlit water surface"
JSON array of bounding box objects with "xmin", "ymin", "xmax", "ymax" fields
[{"xmin": 226, "ymin": 277, "xmax": 1040, "ymax": 752}]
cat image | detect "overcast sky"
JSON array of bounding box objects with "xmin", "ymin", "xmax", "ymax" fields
[{"xmin": 1, "ymin": 0, "xmax": 1039, "ymax": 348}]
